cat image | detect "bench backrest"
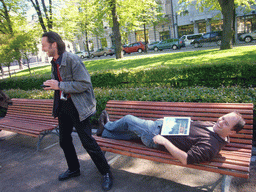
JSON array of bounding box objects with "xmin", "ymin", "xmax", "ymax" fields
[{"xmin": 6, "ymin": 98, "xmax": 58, "ymax": 126}]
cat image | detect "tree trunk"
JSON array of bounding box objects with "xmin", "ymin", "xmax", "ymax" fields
[
  {"xmin": 110, "ymin": 0, "xmax": 123, "ymax": 59},
  {"xmin": 18, "ymin": 56, "xmax": 23, "ymax": 69},
  {"xmin": 41, "ymin": 0, "xmax": 52, "ymax": 30},
  {"xmin": 85, "ymin": 30, "xmax": 90, "ymax": 58},
  {"xmin": 1, "ymin": 0, "xmax": 13, "ymax": 35},
  {"xmin": 49, "ymin": 0, "xmax": 53, "ymax": 29},
  {"xmin": 25, "ymin": 53, "xmax": 31, "ymax": 75},
  {"xmin": 144, "ymin": 23, "xmax": 148, "ymax": 53},
  {"xmin": 218, "ymin": 0, "xmax": 234, "ymax": 50},
  {"xmin": 0, "ymin": 65, "xmax": 4, "ymax": 78},
  {"xmin": 7, "ymin": 65, "xmax": 11, "ymax": 78},
  {"xmin": 30, "ymin": 0, "xmax": 47, "ymax": 32}
]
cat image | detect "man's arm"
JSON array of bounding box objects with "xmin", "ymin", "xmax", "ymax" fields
[{"xmin": 153, "ymin": 135, "xmax": 188, "ymax": 165}]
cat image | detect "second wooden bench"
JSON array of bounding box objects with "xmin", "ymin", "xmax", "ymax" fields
[{"xmin": 94, "ymin": 100, "xmax": 254, "ymax": 192}]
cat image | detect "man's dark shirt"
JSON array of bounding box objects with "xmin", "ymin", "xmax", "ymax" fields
[
  {"xmin": 164, "ymin": 121, "xmax": 228, "ymax": 164},
  {"xmin": 51, "ymin": 54, "xmax": 63, "ymax": 118}
]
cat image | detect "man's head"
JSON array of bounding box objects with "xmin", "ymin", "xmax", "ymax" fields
[
  {"xmin": 41, "ymin": 31, "xmax": 65, "ymax": 59},
  {"xmin": 213, "ymin": 112, "xmax": 245, "ymax": 139}
]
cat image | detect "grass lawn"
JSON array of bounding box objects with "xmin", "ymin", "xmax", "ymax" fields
[{"xmin": 14, "ymin": 45, "xmax": 256, "ymax": 76}]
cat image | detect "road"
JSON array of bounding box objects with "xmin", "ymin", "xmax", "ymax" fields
[{"xmin": 83, "ymin": 40, "xmax": 256, "ymax": 61}]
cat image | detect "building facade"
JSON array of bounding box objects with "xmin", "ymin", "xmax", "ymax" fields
[{"xmin": 77, "ymin": 0, "xmax": 256, "ymax": 52}]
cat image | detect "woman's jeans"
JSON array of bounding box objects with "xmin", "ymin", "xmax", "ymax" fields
[{"xmin": 102, "ymin": 115, "xmax": 162, "ymax": 149}]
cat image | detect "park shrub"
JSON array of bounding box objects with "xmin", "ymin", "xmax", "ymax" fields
[
  {"xmin": 0, "ymin": 73, "xmax": 51, "ymax": 90},
  {"xmin": 3, "ymin": 86, "xmax": 256, "ymax": 120},
  {"xmin": 92, "ymin": 61, "xmax": 256, "ymax": 88},
  {"xmin": 1, "ymin": 62, "xmax": 256, "ymax": 90}
]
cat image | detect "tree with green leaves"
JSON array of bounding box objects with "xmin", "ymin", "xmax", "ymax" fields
[
  {"xmin": 99, "ymin": 0, "xmax": 163, "ymax": 58},
  {"xmin": 182, "ymin": 0, "xmax": 255, "ymax": 49},
  {"xmin": 134, "ymin": 0, "xmax": 163, "ymax": 53},
  {"xmin": 60, "ymin": 0, "xmax": 102, "ymax": 57},
  {"xmin": 0, "ymin": 0, "xmax": 27, "ymax": 70},
  {"xmin": 1, "ymin": 0, "xmax": 39, "ymax": 76},
  {"xmin": 0, "ymin": 35, "xmax": 16, "ymax": 77},
  {"xmin": 13, "ymin": 32, "xmax": 38, "ymax": 75}
]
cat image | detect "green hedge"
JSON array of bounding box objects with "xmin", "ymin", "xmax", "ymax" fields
[
  {"xmin": 1, "ymin": 62, "xmax": 256, "ymax": 90},
  {"xmin": 0, "ymin": 74, "xmax": 51, "ymax": 90},
  {"xmin": 3, "ymin": 86, "xmax": 256, "ymax": 121},
  {"xmin": 91, "ymin": 62, "xmax": 256, "ymax": 88}
]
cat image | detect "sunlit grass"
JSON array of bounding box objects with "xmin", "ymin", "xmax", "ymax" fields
[
  {"xmin": 14, "ymin": 65, "xmax": 51, "ymax": 77},
  {"xmin": 13, "ymin": 45, "xmax": 256, "ymax": 76}
]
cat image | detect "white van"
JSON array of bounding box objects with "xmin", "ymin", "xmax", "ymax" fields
[{"xmin": 181, "ymin": 33, "xmax": 203, "ymax": 46}]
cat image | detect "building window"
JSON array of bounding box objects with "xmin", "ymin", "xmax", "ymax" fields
[
  {"xmin": 198, "ymin": 22, "xmax": 206, "ymax": 33},
  {"xmin": 159, "ymin": 31, "xmax": 170, "ymax": 40},
  {"xmin": 178, "ymin": 24, "xmax": 194, "ymax": 37},
  {"xmin": 237, "ymin": 14, "xmax": 256, "ymax": 34},
  {"xmin": 211, "ymin": 20, "xmax": 223, "ymax": 31}
]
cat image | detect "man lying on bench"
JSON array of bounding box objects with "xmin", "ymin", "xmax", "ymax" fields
[{"xmin": 96, "ymin": 111, "xmax": 245, "ymax": 165}]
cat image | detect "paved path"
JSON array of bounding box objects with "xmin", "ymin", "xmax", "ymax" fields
[
  {"xmin": 0, "ymin": 61, "xmax": 50, "ymax": 79},
  {"xmin": 0, "ymin": 130, "xmax": 256, "ymax": 192}
]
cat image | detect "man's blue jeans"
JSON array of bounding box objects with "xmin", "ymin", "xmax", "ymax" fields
[{"xmin": 102, "ymin": 115, "xmax": 162, "ymax": 149}]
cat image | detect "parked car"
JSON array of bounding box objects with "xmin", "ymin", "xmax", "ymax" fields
[
  {"xmin": 147, "ymin": 41, "xmax": 160, "ymax": 50},
  {"xmin": 75, "ymin": 51, "xmax": 89, "ymax": 59},
  {"xmin": 150, "ymin": 38, "xmax": 184, "ymax": 51},
  {"xmin": 90, "ymin": 48, "xmax": 115, "ymax": 58},
  {"xmin": 239, "ymin": 30, "xmax": 256, "ymax": 43},
  {"xmin": 191, "ymin": 31, "xmax": 222, "ymax": 48},
  {"xmin": 122, "ymin": 42, "xmax": 145, "ymax": 54},
  {"xmin": 180, "ymin": 33, "xmax": 203, "ymax": 46},
  {"xmin": 122, "ymin": 44, "xmax": 129, "ymax": 48}
]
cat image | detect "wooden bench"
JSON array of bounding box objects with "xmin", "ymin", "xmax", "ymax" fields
[
  {"xmin": 94, "ymin": 100, "xmax": 254, "ymax": 192},
  {"xmin": 0, "ymin": 98, "xmax": 59, "ymax": 151}
]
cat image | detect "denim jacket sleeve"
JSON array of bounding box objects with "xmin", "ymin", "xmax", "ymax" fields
[
  {"xmin": 57, "ymin": 51, "xmax": 96, "ymax": 121},
  {"xmin": 59, "ymin": 52, "xmax": 92, "ymax": 93}
]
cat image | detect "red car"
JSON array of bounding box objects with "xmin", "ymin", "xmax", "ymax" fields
[{"xmin": 122, "ymin": 42, "xmax": 145, "ymax": 54}]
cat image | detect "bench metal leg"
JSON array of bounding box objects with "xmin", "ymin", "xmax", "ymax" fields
[
  {"xmin": 195, "ymin": 174, "xmax": 232, "ymax": 192},
  {"xmin": 37, "ymin": 127, "xmax": 59, "ymax": 151},
  {"xmin": 221, "ymin": 175, "xmax": 233, "ymax": 192},
  {"xmin": 196, "ymin": 175, "xmax": 223, "ymax": 192}
]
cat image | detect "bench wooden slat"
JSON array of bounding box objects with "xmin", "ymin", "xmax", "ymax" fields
[
  {"xmin": 106, "ymin": 100, "xmax": 253, "ymax": 109},
  {"xmin": 108, "ymin": 115, "xmax": 254, "ymax": 126},
  {"xmin": 0, "ymin": 98, "xmax": 59, "ymax": 150},
  {"xmin": 106, "ymin": 108, "xmax": 253, "ymax": 118}
]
